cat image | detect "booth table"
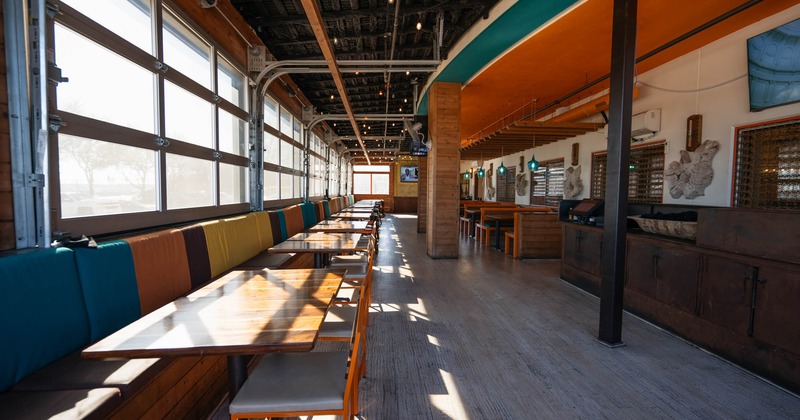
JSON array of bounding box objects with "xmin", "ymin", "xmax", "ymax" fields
[{"xmin": 83, "ymin": 268, "xmax": 346, "ymax": 398}]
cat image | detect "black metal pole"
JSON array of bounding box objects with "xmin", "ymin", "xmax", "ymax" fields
[{"xmin": 598, "ymin": 0, "xmax": 637, "ymax": 346}]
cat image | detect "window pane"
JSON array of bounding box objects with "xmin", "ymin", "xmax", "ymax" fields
[
  {"xmin": 265, "ymin": 132, "xmax": 280, "ymax": 165},
  {"xmin": 294, "ymin": 175, "xmax": 302, "ymax": 198},
  {"xmin": 58, "ymin": 134, "xmax": 156, "ymax": 218},
  {"xmin": 162, "ymin": 10, "xmax": 211, "ymax": 89},
  {"xmin": 280, "ymin": 107, "xmax": 293, "ymax": 137},
  {"xmin": 63, "ymin": 0, "xmax": 153, "ymax": 54},
  {"xmin": 372, "ymin": 174, "xmax": 389, "ymax": 194},
  {"xmin": 280, "ymin": 140, "xmax": 293, "ymax": 167},
  {"xmin": 220, "ymin": 163, "xmax": 248, "ymax": 205},
  {"xmin": 219, "ymin": 109, "xmax": 247, "ymax": 156},
  {"xmin": 353, "ymin": 173, "xmax": 370, "ymax": 194},
  {"xmin": 217, "ymin": 55, "xmax": 247, "ymax": 109},
  {"xmin": 265, "ymin": 97, "xmax": 279, "ymax": 128},
  {"xmin": 55, "ymin": 24, "xmax": 155, "ymax": 133},
  {"xmin": 280, "ymin": 174, "xmax": 293, "ymax": 199},
  {"xmin": 294, "ymin": 145, "xmax": 303, "ymax": 170},
  {"xmin": 166, "ymin": 154, "xmax": 213, "ymax": 209},
  {"xmin": 164, "ymin": 81, "xmax": 213, "ymax": 147},
  {"xmin": 353, "ymin": 165, "xmax": 390, "ymax": 172},
  {"xmin": 264, "ymin": 170, "xmax": 279, "ymax": 200},
  {"xmin": 293, "ymin": 119, "xmax": 302, "ymax": 142}
]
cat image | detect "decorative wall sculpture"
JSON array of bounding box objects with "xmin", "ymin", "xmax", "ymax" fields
[
  {"xmin": 515, "ymin": 156, "xmax": 528, "ymax": 196},
  {"xmin": 563, "ymin": 165, "xmax": 584, "ymax": 199},
  {"xmin": 665, "ymin": 139, "xmax": 720, "ymax": 199},
  {"xmin": 486, "ymin": 162, "xmax": 496, "ymax": 200}
]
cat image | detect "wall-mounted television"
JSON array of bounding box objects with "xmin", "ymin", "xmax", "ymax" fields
[
  {"xmin": 400, "ymin": 166, "xmax": 419, "ymax": 182},
  {"xmin": 747, "ymin": 18, "xmax": 800, "ymax": 111}
]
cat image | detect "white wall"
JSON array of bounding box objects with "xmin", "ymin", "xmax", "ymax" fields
[{"xmin": 462, "ymin": 4, "xmax": 800, "ymax": 207}]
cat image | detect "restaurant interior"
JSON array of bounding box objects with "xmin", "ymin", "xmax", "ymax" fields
[{"xmin": 1, "ymin": 0, "xmax": 799, "ymax": 418}]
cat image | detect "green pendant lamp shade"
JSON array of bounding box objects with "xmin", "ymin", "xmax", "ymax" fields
[
  {"xmin": 464, "ymin": 170, "xmax": 471, "ymax": 179},
  {"xmin": 528, "ymin": 155, "xmax": 539, "ymax": 171},
  {"xmin": 497, "ymin": 161, "xmax": 507, "ymax": 175}
]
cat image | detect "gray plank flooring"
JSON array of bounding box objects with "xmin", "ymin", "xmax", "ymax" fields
[
  {"xmin": 212, "ymin": 214, "xmax": 800, "ymax": 419},
  {"xmin": 358, "ymin": 214, "xmax": 800, "ymax": 419}
]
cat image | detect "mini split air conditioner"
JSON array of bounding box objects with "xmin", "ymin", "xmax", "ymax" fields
[{"xmin": 631, "ymin": 109, "xmax": 661, "ymax": 140}]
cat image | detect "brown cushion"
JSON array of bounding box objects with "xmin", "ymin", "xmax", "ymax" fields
[
  {"xmin": 12, "ymin": 351, "xmax": 169, "ymax": 397},
  {"xmin": 0, "ymin": 388, "xmax": 121, "ymax": 420}
]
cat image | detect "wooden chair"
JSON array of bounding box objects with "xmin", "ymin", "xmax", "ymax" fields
[
  {"xmin": 319, "ymin": 277, "xmax": 369, "ymax": 378},
  {"xmin": 459, "ymin": 216, "xmax": 472, "ymax": 236},
  {"xmin": 229, "ymin": 332, "xmax": 363, "ymax": 419},
  {"xmin": 505, "ymin": 230, "xmax": 516, "ymax": 257}
]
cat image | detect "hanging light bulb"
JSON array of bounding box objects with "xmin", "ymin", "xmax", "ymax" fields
[
  {"xmin": 477, "ymin": 153, "xmax": 485, "ymax": 178},
  {"xmin": 416, "ymin": 21, "xmax": 422, "ymax": 30},
  {"xmin": 497, "ymin": 147, "xmax": 507, "ymax": 175},
  {"xmin": 463, "ymin": 170, "xmax": 471, "ymax": 179},
  {"xmin": 527, "ymin": 154, "xmax": 539, "ymax": 171}
]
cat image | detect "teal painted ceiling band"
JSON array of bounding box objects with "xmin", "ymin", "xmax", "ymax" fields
[{"xmin": 417, "ymin": 0, "xmax": 577, "ymax": 115}]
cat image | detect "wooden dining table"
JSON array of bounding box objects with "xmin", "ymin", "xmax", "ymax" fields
[
  {"xmin": 485, "ymin": 213, "xmax": 516, "ymax": 249},
  {"xmin": 334, "ymin": 211, "xmax": 375, "ymax": 220},
  {"xmin": 269, "ymin": 231, "xmax": 363, "ymax": 267},
  {"xmin": 307, "ymin": 219, "xmax": 369, "ymax": 233},
  {"xmin": 83, "ymin": 268, "xmax": 346, "ymax": 398}
]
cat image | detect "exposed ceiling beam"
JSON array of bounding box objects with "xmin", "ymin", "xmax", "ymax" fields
[
  {"xmin": 255, "ymin": 2, "xmax": 487, "ymax": 25},
  {"xmin": 300, "ymin": 0, "xmax": 370, "ymax": 164}
]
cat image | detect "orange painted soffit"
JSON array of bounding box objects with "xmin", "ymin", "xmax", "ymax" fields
[{"xmin": 460, "ymin": 0, "xmax": 797, "ymax": 143}]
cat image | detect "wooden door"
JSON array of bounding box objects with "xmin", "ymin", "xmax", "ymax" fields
[
  {"xmin": 625, "ymin": 241, "xmax": 658, "ymax": 298},
  {"xmin": 655, "ymin": 247, "xmax": 700, "ymax": 314},
  {"xmin": 698, "ymin": 255, "xmax": 752, "ymax": 333},
  {"xmin": 563, "ymin": 225, "xmax": 603, "ymax": 277},
  {"xmin": 752, "ymin": 264, "xmax": 800, "ymax": 355}
]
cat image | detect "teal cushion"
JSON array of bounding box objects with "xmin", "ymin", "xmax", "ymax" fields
[
  {"xmin": 276, "ymin": 210, "xmax": 288, "ymax": 241},
  {"xmin": 300, "ymin": 202, "xmax": 317, "ymax": 228},
  {"xmin": 74, "ymin": 241, "xmax": 141, "ymax": 342},
  {"xmin": 323, "ymin": 201, "xmax": 331, "ymax": 219},
  {"xmin": 0, "ymin": 248, "xmax": 90, "ymax": 392}
]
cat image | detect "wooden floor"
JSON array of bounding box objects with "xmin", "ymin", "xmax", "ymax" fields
[{"xmin": 213, "ymin": 214, "xmax": 800, "ymax": 419}]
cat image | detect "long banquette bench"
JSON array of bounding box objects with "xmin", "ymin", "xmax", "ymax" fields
[{"xmin": 0, "ymin": 195, "xmax": 356, "ymax": 419}]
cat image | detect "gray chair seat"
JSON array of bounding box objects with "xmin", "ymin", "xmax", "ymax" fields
[
  {"xmin": 229, "ymin": 351, "xmax": 349, "ymax": 414},
  {"xmin": 335, "ymin": 287, "xmax": 360, "ymax": 302},
  {"xmin": 330, "ymin": 254, "xmax": 368, "ymax": 265},
  {"xmin": 319, "ymin": 305, "xmax": 357, "ymax": 340}
]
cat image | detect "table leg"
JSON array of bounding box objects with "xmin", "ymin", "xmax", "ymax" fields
[
  {"xmin": 227, "ymin": 355, "xmax": 247, "ymax": 399},
  {"xmin": 495, "ymin": 219, "xmax": 502, "ymax": 249},
  {"xmin": 314, "ymin": 253, "xmax": 324, "ymax": 268}
]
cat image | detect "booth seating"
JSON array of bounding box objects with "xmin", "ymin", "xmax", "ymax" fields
[
  {"xmin": 505, "ymin": 212, "xmax": 562, "ymax": 258},
  {"xmin": 0, "ymin": 195, "xmax": 357, "ymax": 419},
  {"xmin": 474, "ymin": 206, "xmax": 550, "ymax": 247}
]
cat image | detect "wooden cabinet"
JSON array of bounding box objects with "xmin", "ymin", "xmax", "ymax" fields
[
  {"xmin": 627, "ymin": 239, "xmax": 699, "ymax": 313},
  {"xmin": 562, "ymin": 224, "xmax": 603, "ymax": 277},
  {"xmin": 751, "ymin": 265, "xmax": 800, "ymax": 355},
  {"xmin": 698, "ymin": 255, "xmax": 753, "ymax": 333}
]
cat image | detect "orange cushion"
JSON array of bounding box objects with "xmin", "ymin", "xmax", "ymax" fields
[
  {"xmin": 124, "ymin": 230, "xmax": 191, "ymax": 315},
  {"xmin": 282, "ymin": 205, "xmax": 305, "ymax": 238}
]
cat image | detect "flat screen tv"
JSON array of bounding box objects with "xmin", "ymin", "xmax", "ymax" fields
[
  {"xmin": 747, "ymin": 18, "xmax": 800, "ymax": 111},
  {"xmin": 400, "ymin": 166, "xmax": 419, "ymax": 182}
]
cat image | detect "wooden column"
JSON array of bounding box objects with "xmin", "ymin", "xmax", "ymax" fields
[
  {"xmin": 417, "ymin": 156, "xmax": 428, "ymax": 233},
  {"xmin": 426, "ymin": 82, "xmax": 460, "ymax": 258}
]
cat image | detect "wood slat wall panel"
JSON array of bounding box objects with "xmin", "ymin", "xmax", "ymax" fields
[
  {"xmin": 148, "ymin": 355, "xmax": 226, "ymax": 418},
  {"xmin": 417, "ymin": 156, "xmax": 428, "ymax": 232},
  {"xmin": 516, "ymin": 213, "xmax": 561, "ymax": 258},
  {"xmin": 426, "ymin": 83, "xmax": 460, "ymax": 257}
]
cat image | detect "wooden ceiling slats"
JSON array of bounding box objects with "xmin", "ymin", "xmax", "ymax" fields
[{"xmin": 459, "ymin": 121, "xmax": 604, "ymax": 160}]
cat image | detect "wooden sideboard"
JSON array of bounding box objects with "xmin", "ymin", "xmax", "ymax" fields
[{"xmin": 560, "ymin": 207, "xmax": 800, "ymax": 393}]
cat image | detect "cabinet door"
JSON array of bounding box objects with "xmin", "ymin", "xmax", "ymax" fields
[
  {"xmin": 698, "ymin": 255, "xmax": 752, "ymax": 333},
  {"xmin": 563, "ymin": 226, "xmax": 603, "ymax": 276},
  {"xmin": 752, "ymin": 265, "xmax": 800, "ymax": 355},
  {"xmin": 655, "ymin": 247, "xmax": 700, "ymax": 314},
  {"xmin": 626, "ymin": 241, "xmax": 658, "ymax": 298}
]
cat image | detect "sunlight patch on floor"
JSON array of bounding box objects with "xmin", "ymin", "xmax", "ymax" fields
[
  {"xmin": 428, "ymin": 334, "xmax": 441, "ymax": 347},
  {"xmin": 429, "ymin": 369, "xmax": 469, "ymax": 420}
]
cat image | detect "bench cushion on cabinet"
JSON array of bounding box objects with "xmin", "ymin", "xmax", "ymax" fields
[
  {"xmin": 0, "ymin": 388, "xmax": 121, "ymax": 420},
  {"xmin": 124, "ymin": 229, "xmax": 192, "ymax": 315}
]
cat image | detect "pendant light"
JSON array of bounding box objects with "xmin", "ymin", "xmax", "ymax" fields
[
  {"xmin": 477, "ymin": 152, "xmax": 485, "ymax": 178},
  {"xmin": 527, "ymin": 99, "xmax": 540, "ymax": 171},
  {"xmin": 463, "ymin": 170, "xmax": 471, "ymax": 179},
  {"xmin": 497, "ymin": 147, "xmax": 507, "ymax": 175}
]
